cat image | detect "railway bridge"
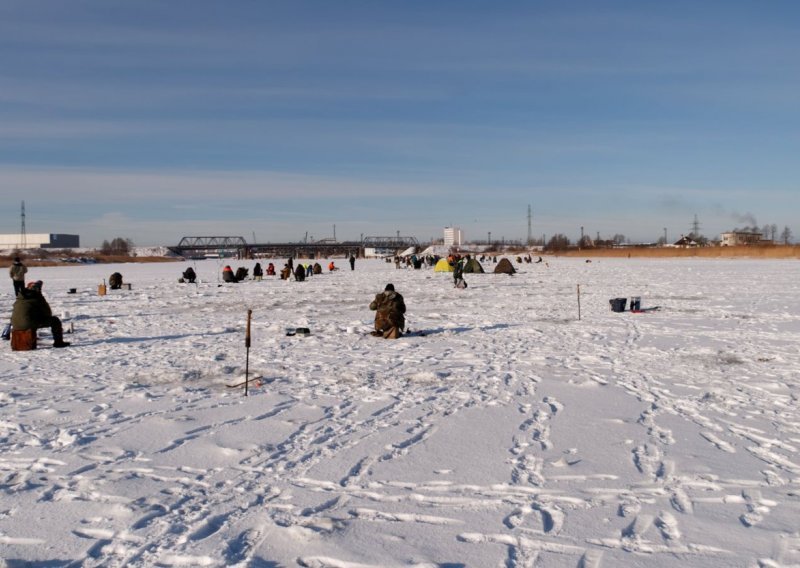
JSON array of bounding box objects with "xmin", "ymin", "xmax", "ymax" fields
[{"xmin": 167, "ymin": 236, "xmax": 419, "ymax": 259}]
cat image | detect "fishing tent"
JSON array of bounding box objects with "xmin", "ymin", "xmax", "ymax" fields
[
  {"xmin": 434, "ymin": 258, "xmax": 454, "ymax": 272},
  {"xmin": 462, "ymin": 258, "xmax": 485, "ymax": 273},
  {"xmin": 493, "ymin": 258, "xmax": 516, "ymax": 274}
]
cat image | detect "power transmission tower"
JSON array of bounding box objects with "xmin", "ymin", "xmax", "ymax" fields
[
  {"xmin": 527, "ymin": 204, "xmax": 532, "ymax": 246},
  {"xmin": 690, "ymin": 214, "xmax": 701, "ymax": 237},
  {"xmin": 20, "ymin": 200, "xmax": 27, "ymax": 250}
]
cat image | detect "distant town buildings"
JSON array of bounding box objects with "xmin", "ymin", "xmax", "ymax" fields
[
  {"xmin": 0, "ymin": 233, "xmax": 80, "ymax": 249},
  {"xmin": 444, "ymin": 226, "xmax": 463, "ymax": 247}
]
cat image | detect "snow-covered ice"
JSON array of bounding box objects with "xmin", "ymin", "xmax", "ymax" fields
[{"xmin": 1, "ymin": 257, "xmax": 799, "ymax": 567}]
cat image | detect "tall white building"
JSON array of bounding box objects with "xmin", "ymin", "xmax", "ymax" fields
[{"xmin": 444, "ymin": 226, "xmax": 463, "ymax": 247}]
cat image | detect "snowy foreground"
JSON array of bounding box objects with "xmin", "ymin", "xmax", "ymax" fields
[{"xmin": 1, "ymin": 257, "xmax": 799, "ymax": 568}]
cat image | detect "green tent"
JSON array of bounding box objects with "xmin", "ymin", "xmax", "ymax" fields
[{"xmin": 462, "ymin": 258, "xmax": 485, "ymax": 273}]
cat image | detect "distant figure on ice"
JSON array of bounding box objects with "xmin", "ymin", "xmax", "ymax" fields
[
  {"xmin": 11, "ymin": 281, "xmax": 70, "ymax": 348},
  {"xmin": 109, "ymin": 272, "xmax": 123, "ymax": 290},
  {"xmin": 453, "ymin": 259, "xmax": 467, "ymax": 289},
  {"xmin": 252, "ymin": 262, "xmax": 263, "ymax": 280},
  {"xmin": 280, "ymin": 264, "xmax": 291, "ymax": 280},
  {"xmin": 222, "ymin": 265, "xmax": 237, "ymax": 283},
  {"xmin": 313, "ymin": 262, "xmax": 322, "ymax": 275},
  {"xmin": 266, "ymin": 263, "xmax": 275, "ymax": 276},
  {"xmin": 369, "ymin": 283, "xmax": 406, "ymax": 339},
  {"xmin": 235, "ymin": 267, "xmax": 249, "ymax": 282},
  {"xmin": 294, "ymin": 264, "xmax": 306, "ymax": 282},
  {"xmin": 328, "ymin": 261, "xmax": 337, "ymax": 272},
  {"xmin": 9, "ymin": 256, "xmax": 27, "ymax": 297},
  {"xmin": 349, "ymin": 255, "xmax": 356, "ymax": 271},
  {"xmin": 306, "ymin": 264, "xmax": 313, "ymax": 278},
  {"xmin": 182, "ymin": 266, "xmax": 196, "ymax": 283}
]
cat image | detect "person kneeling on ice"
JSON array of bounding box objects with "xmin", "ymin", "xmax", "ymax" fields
[
  {"xmin": 11, "ymin": 280, "xmax": 70, "ymax": 348},
  {"xmin": 222, "ymin": 265, "xmax": 237, "ymax": 283},
  {"xmin": 109, "ymin": 272, "xmax": 123, "ymax": 290},
  {"xmin": 182, "ymin": 266, "xmax": 196, "ymax": 283},
  {"xmin": 369, "ymin": 283, "xmax": 406, "ymax": 339}
]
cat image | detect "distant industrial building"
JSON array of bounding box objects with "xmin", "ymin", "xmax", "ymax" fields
[
  {"xmin": 720, "ymin": 231, "xmax": 766, "ymax": 246},
  {"xmin": 444, "ymin": 226, "xmax": 463, "ymax": 247},
  {"xmin": 0, "ymin": 233, "xmax": 80, "ymax": 249}
]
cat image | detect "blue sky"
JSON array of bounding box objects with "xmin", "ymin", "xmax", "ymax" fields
[{"xmin": 1, "ymin": 1, "xmax": 798, "ymax": 246}]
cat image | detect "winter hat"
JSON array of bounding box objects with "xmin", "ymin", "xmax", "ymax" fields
[{"xmin": 384, "ymin": 283, "xmax": 395, "ymax": 292}]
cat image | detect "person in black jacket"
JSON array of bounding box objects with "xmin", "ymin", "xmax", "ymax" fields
[{"xmin": 182, "ymin": 266, "xmax": 197, "ymax": 283}]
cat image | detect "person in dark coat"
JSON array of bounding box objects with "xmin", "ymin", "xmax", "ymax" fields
[
  {"xmin": 453, "ymin": 259, "xmax": 467, "ymax": 289},
  {"xmin": 9, "ymin": 256, "xmax": 27, "ymax": 296},
  {"xmin": 349, "ymin": 255, "xmax": 356, "ymax": 271},
  {"xmin": 294, "ymin": 264, "xmax": 305, "ymax": 282},
  {"xmin": 222, "ymin": 265, "xmax": 237, "ymax": 283},
  {"xmin": 11, "ymin": 281, "xmax": 70, "ymax": 347},
  {"xmin": 235, "ymin": 267, "xmax": 248, "ymax": 281},
  {"xmin": 182, "ymin": 266, "xmax": 197, "ymax": 283},
  {"xmin": 109, "ymin": 272, "xmax": 123, "ymax": 290},
  {"xmin": 313, "ymin": 262, "xmax": 322, "ymax": 275},
  {"xmin": 369, "ymin": 283, "xmax": 406, "ymax": 338},
  {"xmin": 253, "ymin": 262, "xmax": 263, "ymax": 280}
]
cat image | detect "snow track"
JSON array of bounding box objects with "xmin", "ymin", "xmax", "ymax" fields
[{"xmin": 1, "ymin": 257, "xmax": 799, "ymax": 566}]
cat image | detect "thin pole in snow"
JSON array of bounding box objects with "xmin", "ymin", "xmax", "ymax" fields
[
  {"xmin": 244, "ymin": 309, "xmax": 252, "ymax": 396},
  {"xmin": 577, "ymin": 284, "xmax": 581, "ymax": 321}
]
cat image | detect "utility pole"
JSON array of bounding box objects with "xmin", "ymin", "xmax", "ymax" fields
[
  {"xmin": 20, "ymin": 201, "xmax": 26, "ymax": 250},
  {"xmin": 527, "ymin": 204, "xmax": 533, "ymax": 246},
  {"xmin": 488, "ymin": 231, "xmax": 491, "ymax": 245},
  {"xmin": 663, "ymin": 227, "xmax": 667, "ymax": 244},
  {"xmin": 333, "ymin": 224, "xmax": 336, "ymax": 241}
]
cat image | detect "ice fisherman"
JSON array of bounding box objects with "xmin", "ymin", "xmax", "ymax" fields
[
  {"xmin": 369, "ymin": 283, "xmax": 406, "ymax": 339},
  {"xmin": 9, "ymin": 256, "xmax": 27, "ymax": 296},
  {"xmin": 11, "ymin": 281, "xmax": 70, "ymax": 348},
  {"xmin": 109, "ymin": 272, "xmax": 123, "ymax": 290},
  {"xmin": 222, "ymin": 265, "xmax": 237, "ymax": 283},
  {"xmin": 182, "ymin": 266, "xmax": 197, "ymax": 283}
]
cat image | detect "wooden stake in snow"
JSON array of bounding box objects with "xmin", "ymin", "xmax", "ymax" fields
[
  {"xmin": 577, "ymin": 284, "xmax": 581, "ymax": 321},
  {"xmin": 244, "ymin": 309, "xmax": 252, "ymax": 396}
]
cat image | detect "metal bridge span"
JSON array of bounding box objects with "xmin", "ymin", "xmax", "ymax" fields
[{"xmin": 168, "ymin": 236, "xmax": 419, "ymax": 259}]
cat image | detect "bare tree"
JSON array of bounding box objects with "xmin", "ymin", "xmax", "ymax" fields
[
  {"xmin": 780, "ymin": 226, "xmax": 792, "ymax": 245},
  {"xmin": 546, "ymin": 234, "xmax": 571, "ymax": 252},
  {"xmin": 101, "ymin": 237, "xmax": 134, "ymax": 256}
]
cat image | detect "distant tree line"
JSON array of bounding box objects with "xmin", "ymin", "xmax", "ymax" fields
[{"xmin": 100, "ymin": 237, "xmax": 135, "ymax": 256}]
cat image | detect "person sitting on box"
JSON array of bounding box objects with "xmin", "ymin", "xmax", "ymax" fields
[{"xmin": 11, "ymin": 281, "xmax": 70, "ymax": 348}]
